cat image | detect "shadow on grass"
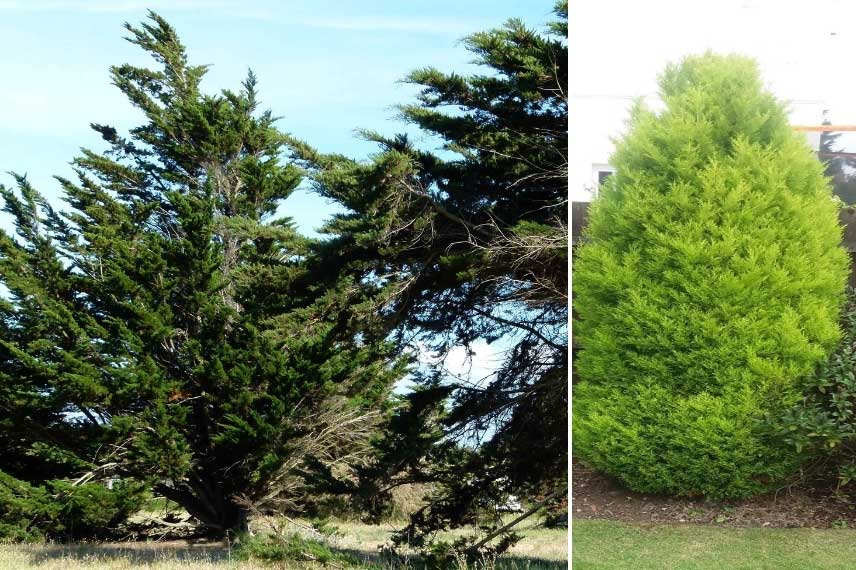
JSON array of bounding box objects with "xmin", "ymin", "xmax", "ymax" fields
[
  {"xmin": 334, "ymin": 545, "xmax": 568, "ymax": 570},
  {"xmin": 24, "ymin": 539, "xmax": 233, "ymax": 566},
  {"xmin": 25, "ymin": 540, "xmax": 567, "ymax": 569},
  {"xmin": 494, "ymin": 556, "xmax": 568, "ymax": 570}
]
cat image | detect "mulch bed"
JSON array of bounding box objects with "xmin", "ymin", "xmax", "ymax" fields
[{"xmin": 572, "ymin": 458, "xmax": 856, "ymax": 528}]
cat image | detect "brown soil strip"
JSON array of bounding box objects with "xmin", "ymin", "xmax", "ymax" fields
[{"xmin": 573, "ymin": 458, "xmax": 856, "ymax": 528}]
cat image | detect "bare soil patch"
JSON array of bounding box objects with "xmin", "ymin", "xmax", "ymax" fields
[{"xmin": 573, "ymin": 458, "xmax": 856, "ymax": 528}]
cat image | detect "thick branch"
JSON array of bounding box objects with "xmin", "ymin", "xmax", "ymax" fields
[{"xmin": 467, "ymin": 488, "xmax": 563, "ymax": 553}]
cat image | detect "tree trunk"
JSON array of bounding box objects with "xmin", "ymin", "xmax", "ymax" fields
[
  {"xmin": 155, "ymin": 483, "xmax": 250, "ymax": 536},
  {"xmin": 234, "ymin": 507, "xmax": 250, "ymax": 534}
]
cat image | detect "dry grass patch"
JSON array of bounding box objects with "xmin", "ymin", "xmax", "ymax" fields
[
  {"xmin": 328, "ymin": 516, "xmax": 567, "ymax": 561},
  {"xmin": 0, "ymin": 516, "xmax": 566, "ymax": 570}
]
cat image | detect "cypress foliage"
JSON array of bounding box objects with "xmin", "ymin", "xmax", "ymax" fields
[
  {"xmin": 0, "ymin": 472, "xmax": 145, "ymax": 542},
  {"xmin": 0, "ymin": 12, "xmax": 403, "ymax": 534},
  {"xmin": 288, "ymin": 1, "xmax": 567, "ymax": 548},
  {"xmin": 573, "ymin": 53, "xmax": 849, "ymax": 498},
  {"xmin": 819, "ymin": 122, "xmax": 856, "ymax": 205}
]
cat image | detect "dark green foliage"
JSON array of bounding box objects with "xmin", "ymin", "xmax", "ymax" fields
[
  {"xmin": 47, "ymin": 479, "xmax": 147, "ymax": 540},
  {"xmin": 417, "ymin": 535, "xmax": 518, "ymax": 570},
  {"xmin": 235, "ymin": 531, "xmax": 354, "ymax": 565},
  {"xmin": 0, "ymin": 12, "xmax": 403, "ymax": 535},
  {"xmin": 573, "ymin": 53, "xmax": 849, "ymax": 498},
  {"xmin": 819, "ymin": 124, "xmax": 856, "ymax": 205},
  {"xmin": 297, "ymin": 385, "xmax": 452, "ymax": 523},
  {"xmin": 0, "ymin": 472, "xmax": 58, "ymax": 542},
  {"xmin": 288, "ymin": 1, "xmax": 567, "ymax": 548},
  {"xmin": 0, "ymin": 471, "xmax": 145, "ymax": 542}
]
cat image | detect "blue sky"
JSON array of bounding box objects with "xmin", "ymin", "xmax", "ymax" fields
[{"xmin": 0, "ymin": 0, "xmax": 555, "ymax": 235}]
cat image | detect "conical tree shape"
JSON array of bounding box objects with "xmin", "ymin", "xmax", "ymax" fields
[{"xmin": 573, "ymin": 53, "xmax": 849, "ymax": 499}]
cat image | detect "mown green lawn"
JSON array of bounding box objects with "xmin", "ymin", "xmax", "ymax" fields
[{"xmin": 573, "ymin": 519, "xmax": 856, "ymax": 570}]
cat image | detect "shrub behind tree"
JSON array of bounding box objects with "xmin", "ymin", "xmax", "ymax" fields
[{"xmin": 773, "ymin": 288, "xmax": 856, "ymax": 484}]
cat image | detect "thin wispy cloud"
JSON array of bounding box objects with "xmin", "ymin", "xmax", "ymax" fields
[
  {"xmin": 297, "ymin": 16, "xmax": 476, "ymax": 35},
  {"xmin": 0, "ymin": 0, "xmax": 232, "ymax": 13},
  {"xmin": 0, "ymin": 0, "xmax": 545, "ymax": 233},
  {"xmin": 0, "ymin": 2, "xmax": 480, "ymax": 36}
]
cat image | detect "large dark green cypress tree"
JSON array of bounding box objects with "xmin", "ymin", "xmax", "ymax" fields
[
  {"xmin": 288, "ymin": 1, "xmax": 567, "ymax": 548},
  {"xmin": 0, "ymin": 12, "xmax": 403, "ymax": 534}
]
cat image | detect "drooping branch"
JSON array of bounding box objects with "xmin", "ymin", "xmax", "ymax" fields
[{"xmin": 467, "ymin": 487, "xmax": 564, "ymax": 553}]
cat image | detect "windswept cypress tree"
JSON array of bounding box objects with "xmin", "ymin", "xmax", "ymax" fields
[
  {"xmin": 288, "ymin": 2, "xmax": 567, "ymax": 549},
  {"xmin": 0, "ymin": 12, "xmax": 403, "ymax": 534},
  {"xmin": 574, "ymin": 53, "xmax": 849, "ymax": 498}
]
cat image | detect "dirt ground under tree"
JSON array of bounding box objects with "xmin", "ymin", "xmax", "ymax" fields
[{"xmin": 573, "ymin": 458, "xmax": 856, "ymax": 528}]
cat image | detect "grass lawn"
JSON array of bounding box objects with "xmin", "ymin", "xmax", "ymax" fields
[
  {"xmin": 573, "ymin": 519, "xmax": 856, "ymax": 570},
  {"xmin": 0, "ymin": 517, "xmax": 567, "ymax": 570}
]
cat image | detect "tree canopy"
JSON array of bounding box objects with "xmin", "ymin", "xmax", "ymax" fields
[
  {"xmin": 287, "ymin": 0, "xmax": 568, "ymax": 548},
  {"xmin": 0, "ymin": 12, "xmax": 404, "ymax": 535}
]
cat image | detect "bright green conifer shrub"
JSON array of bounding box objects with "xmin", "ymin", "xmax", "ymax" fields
[{"xmin": 573, "ymin": 53, "xmax": 849, "ymax": 499}]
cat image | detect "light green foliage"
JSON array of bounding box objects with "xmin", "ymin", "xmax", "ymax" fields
[{"xmin": 573, "ymin": 53, "xmax": 849, "ymax": 498}]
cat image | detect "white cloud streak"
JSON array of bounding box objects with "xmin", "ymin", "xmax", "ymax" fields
[
  {"xmin": 296, "ymin": 16, "xmax": 475, "ymax": 35},
  {"xmin": 0, "ymin": 0, "xmax": 233, "ymax": 13},
  {"xmin": 0, "ymin": 0, "xmax": 480, "ymax": 36}
]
